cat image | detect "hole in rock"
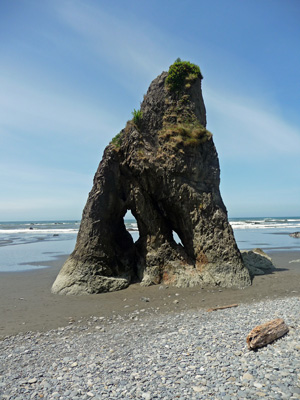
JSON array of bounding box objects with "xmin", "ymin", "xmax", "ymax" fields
[
  {"xmin": 172, "ymin": 230, "xmax": 183, "ymax": 246},
  {"xmin": 124, "ymin": 210, "xmax": 140, "ymax": 243}
]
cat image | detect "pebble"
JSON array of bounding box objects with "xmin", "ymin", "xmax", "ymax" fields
[
  {"xmin": 0, "ymin": 297, "xmax": 299, "ymax": 399},
  {"xmin": 242, "ymin": 373, "xmax": 254, "ymax": 381},
  {"xmin": 192, "ymin": 386, "xmax": 204, "ymax": 392},
  {"xmin": 253, "ymin": 382, "xmax": 263, "ymax": 389}
]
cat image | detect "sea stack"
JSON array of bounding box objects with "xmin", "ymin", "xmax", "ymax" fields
[{"xmin": 52, "ymin": 60, "xmax": 251, "ymax": 295}]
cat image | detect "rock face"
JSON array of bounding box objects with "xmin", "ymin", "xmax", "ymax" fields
[
  {"xmin": 241, "ymin": 248, "xmax": 276, "ymax": 277},
  {"xmin": 52, "ymin": 62, "xmax": 251, "ymax": 295}
]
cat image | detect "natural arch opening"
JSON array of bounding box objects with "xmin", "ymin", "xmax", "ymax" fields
[
  {"xmin": 172, "ymin": 230, "xmax": 183, "ymax": 246},
  {"xmin": 124, "ymin": 210, "xmax": 140, "ymax": 243}
]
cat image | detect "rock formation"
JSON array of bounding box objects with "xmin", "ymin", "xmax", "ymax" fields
[
  {"xmin": 241, "ymin": 248, "xmax": 276, "ymax": 277},
  {"xmin": 52, "ymin": 61, "xmax": 251, "ymax": 295},
  {"xmin": 289, "ymin": 232, "xmax": 300, "ymax": 238}
]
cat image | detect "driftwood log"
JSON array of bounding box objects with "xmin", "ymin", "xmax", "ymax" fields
[
  {"xmin": 246, "ymin": 318, "xmax": 289, "ymax": 350},
  {"xmin": 207, "ymin": 304, "xmax": 238, "ymax": 312}
]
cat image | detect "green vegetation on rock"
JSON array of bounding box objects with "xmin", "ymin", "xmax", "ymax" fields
[
  {"xmin": 112, "ymin": 110, "xmax": 143, "ymax": 149},
  {"xmin": 111, "ymin": 132, "xmax": 123, "ymax": 147},
  {"xmin": 132, "ymin": 108, "xmax": 143, "ymax": 127},
  {"xmin": 159, "ymin": 120, "xmax": 212, "ymax": 147},
  {"xmin": 166, "ymin": 60, "xmax": 203, "ymax": 92},
  {"xmin": 159, "ymin": 89, "xmax": 210, "ymax": 148}
]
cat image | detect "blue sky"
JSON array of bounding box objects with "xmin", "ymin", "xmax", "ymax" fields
[{"xmin": 1, "ymin": 0, "xmax": 299, "ymax": 221}]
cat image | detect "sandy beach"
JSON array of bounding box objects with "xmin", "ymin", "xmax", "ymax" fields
[{"xmin": 1, "ymin": 250, "xmax": 299, "ymax": 339}]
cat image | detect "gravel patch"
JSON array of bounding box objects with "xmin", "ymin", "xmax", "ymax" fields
[{"xmin": 1, "ymin": 297, "xmax": 299, "ymax": 399}]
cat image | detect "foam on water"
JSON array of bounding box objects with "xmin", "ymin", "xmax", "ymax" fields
[
  {"xmin": 0, "ymin": 221, "xmax": 78, "ymax": 272},
  {"xmin": 0, "ymin": 228, "xmax": 78, "ymax": 235},
  {"xmin": 0, "ymin": 217, "xmax": 300, "ymax": 272},
  {"xmin": 230, "ymin": 217, "xmax": 300, "ymax": 230}
]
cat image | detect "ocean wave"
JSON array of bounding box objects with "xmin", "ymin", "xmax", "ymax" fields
[
  {"xmin": 125, "ymin": 222, "xmax": 139, "ymax": 231},
  {"xmin": 230, "ymin": 220, "xmax": 300, "ymax": 230},
  {"xmin": 1, "ymin": 218, "xmax": 300, "ymax": 235},
  {"xmin": 0, "ymin": 228, "xmax": 78, "ymax": 234},
  {"xmin": 124, "ymin": 218, "xmax": 300, "ymax": 231},
  {"xmin": 264, "ymin": 218, "xmax": 288, "ymax": 222}
]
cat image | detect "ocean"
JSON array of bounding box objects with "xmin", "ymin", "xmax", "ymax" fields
[{"xmin": 0, "ymin": 217, "xmax": 300, "ymax": 272}]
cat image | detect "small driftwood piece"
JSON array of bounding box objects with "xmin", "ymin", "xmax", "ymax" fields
[
  {"xmin": 246, "ymin": 318, "xmax": 289, "ymax": 350},
  {"xmin": 207, "ymin": 303, "xmax": 238, "ymax": 312}
]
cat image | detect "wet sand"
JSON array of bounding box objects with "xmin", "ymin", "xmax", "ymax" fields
[{"xmin": 1, "ymin": 250, "xmax": 299, "ymax": 339}]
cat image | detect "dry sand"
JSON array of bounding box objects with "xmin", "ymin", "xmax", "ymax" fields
[{"xmin": 1, "ymin": 251, "xmax": 299, "ymax": 339}]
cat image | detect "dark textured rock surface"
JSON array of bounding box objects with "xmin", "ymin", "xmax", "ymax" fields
[
  {"xmin": 241, "ymin": 248, "xmax": 276, "ymax": 277},
  {"xmin": 289, "ymin": 232, "xmax": 300, "ymax": 238},
  {"xmin": 52, "ymin": 69, "xmax": 251, "ymax": 294}
]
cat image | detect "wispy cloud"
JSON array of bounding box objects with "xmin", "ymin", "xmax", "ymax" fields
[
  {"xmin": 0, "ymin": 66, "xmax": 116, "ymax": 141},
  {"xmin": 1, "ymin": 0, "xmax": 299, "ymax": 220},
  {"xmin": 0, "ymin": 1, "xmax": 173, "ymax": 157},
  {"xmin": 54, "ymin": 0, "xmax": 300, "ymax": 161},
  {"xmin": 54, "ymin": 1, "xmax": 171, "ymax": 86},
  {"xmin": 205, "ymin": 87, "xmax": 300, "ymax": 159}
]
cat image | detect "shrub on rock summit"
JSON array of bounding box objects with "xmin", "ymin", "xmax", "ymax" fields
[{"xmin": 166, "ymin": 60, "xmax": 203, "ymax": 92}]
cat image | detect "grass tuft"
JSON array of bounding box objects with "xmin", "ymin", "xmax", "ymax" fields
[
  {"xmin": 159, "ymin": 121, "xmax": 212, "ymax": 148},
  {"xmin": 111, "ymin": 132, "xmax": 123, "ymax": 147},
  {"xmin": 132, "ymin": 108, "xmax": 143, "ymax": 127}
]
